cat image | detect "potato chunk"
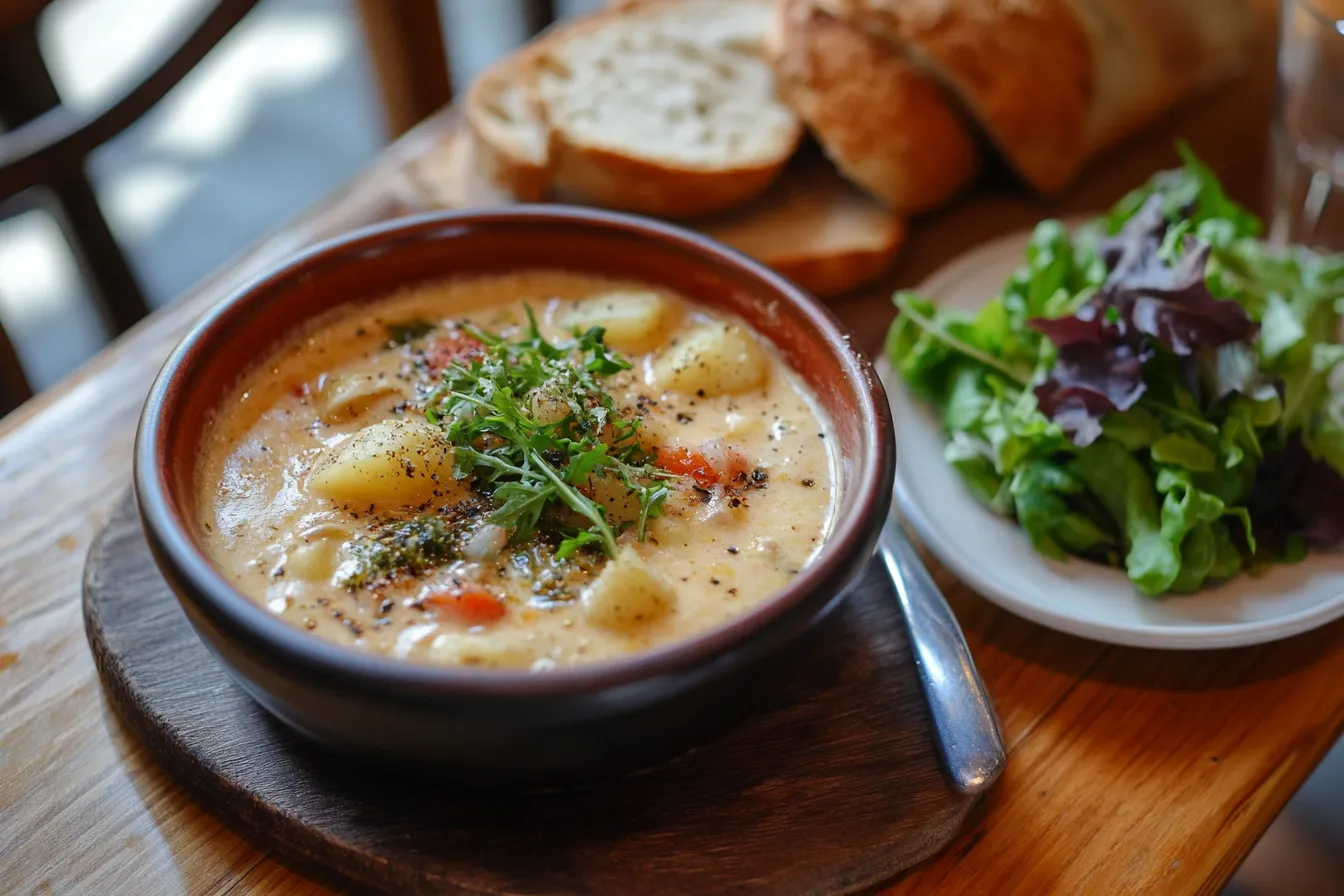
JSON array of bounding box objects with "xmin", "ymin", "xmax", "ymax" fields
[
  {"xmin": 319, "ymin": 373, "xmax": 404, "ymax": 422},
  {"xmin": 652, "ymin": 323, "xmax": 768, "ymax": 397},
  {"xmin": 286, "ymin": 539, "xmax": 343, "ymax": 581},
  {"xmin": 582, "ymin": 547, "xmax": 675, "ymax": 629},
  {"xmin": 424, "ymin": 633, "xmax": 535, "ymax": 669},
  {"xmin": 558, "ymin": 291, "xmax": 669, "ymax": 352},
  {"xmin": 587, "ymin": 472, "xmax": 643, "ymax": 524},
  {"xmin": 307, "ymin": 420, "xmax": 462, "ymax": 506},
  {"xmin": 284, "ymin": 522, "xmax": 351, "ymax": 581}
]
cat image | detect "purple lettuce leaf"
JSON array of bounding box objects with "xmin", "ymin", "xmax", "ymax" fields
[
  {"xmin": 1124, "ymin": 242, "xmax": 1259, "ymax": 355},
  {"xmin": 1026, "ymin": 195, "xmax": 1260, "ymax": 442},
  {"xmin": 1088, "ymin": 196, "xmax": 1258, "ymax": 355},
  {"xmin": 1027, "ymin": 305, "xmax": 1113, "ymax": 348},
  {"xmin": 1032, "ymin": 342, "xmax": 1148, "ymax": 446},
  {"xmin": 1247, "ymin": 434, "xmax": 1344, "ymax": 549},
  {"xmin": 1095, "ymin": 193, "xmax": 1171, "ymax": 283}
]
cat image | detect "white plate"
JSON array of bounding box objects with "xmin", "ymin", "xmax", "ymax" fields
[{"xmin": 880, "ymin": 226, "xmax": 1344, "ymax": 649}]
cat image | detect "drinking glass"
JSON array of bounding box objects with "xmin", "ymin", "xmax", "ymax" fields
[{"xmin": 1270, "ymin": 0, "xmax": 1344, "ymax": 249}]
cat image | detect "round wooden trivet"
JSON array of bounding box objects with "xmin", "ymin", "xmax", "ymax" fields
[{"xmin": 84, "ymin": 490, "xmax": 976, "ymax": 896}]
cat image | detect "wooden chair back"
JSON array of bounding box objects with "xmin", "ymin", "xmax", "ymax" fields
[
  {"xmin": 0, "ymin": 0, "xmax": 264, "ymax": 414},
  {"xmin": 355, "ymin": 0, "xmax": 558, "ymax": 138}
]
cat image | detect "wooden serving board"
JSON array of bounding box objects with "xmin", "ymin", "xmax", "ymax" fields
[{"xmin": 84, "ymin": 490, "xmax": 980, "ymax": 896}]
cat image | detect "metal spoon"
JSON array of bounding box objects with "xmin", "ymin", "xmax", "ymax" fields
[{"xmin": 879, "ymin": 514, "xmax": 1005, "ymax": 795}]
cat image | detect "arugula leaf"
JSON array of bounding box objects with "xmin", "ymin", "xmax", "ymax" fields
[
  {"xmin": 578, "ymin": 327, "xmax": 631, "ymax": 374},
  {"xmin": 489, "ymin": 481, "xmax": 553, "ymax": 543},
  {"xmin": 892, "ymin": 292, "xmax": 1032, "ymax": 386},
  {"xmin": 426, "ymin": 305, "xmax": 676, "ymax": 558},
  {"xmin": 556, "ymin": 530, "xmax": 603, "ymax": 561},
  {"xmin": 565, "ymin": 443, "xmax": 612, "ymax": 485}
]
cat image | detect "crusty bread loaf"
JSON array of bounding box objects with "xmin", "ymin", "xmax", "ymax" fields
[
  {"xmin": 817, "ymin": 0, "xmax": 1091, "ymax": 194},
  {"xmin": 408, "ymin": 134, "xmax": 904, "ymax": 298},
  {"xmin": 817, "ymin": 0, "xmax": 1256, "ymax": 194},
  {"xmin": 1066, "ymin": 0, "xmax": 1256, "ymax": 160},
  {"xmin": 766, "ymin": 0, "xmax": 980, "ymax": 213},
  {"xmin": 464, "ymin": 50, "xmax": 551, "ymax": 202},
  {"xmin": 699, "ymin": 154, "xmax": 907, "ymax": 297},
  {"xmin": 531, "ymin": 0, "xmax": 803, "ymax": 218}
]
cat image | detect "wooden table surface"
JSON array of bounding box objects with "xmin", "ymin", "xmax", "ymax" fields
[{"xmin": 4, "ymin": 20, "xmax": 1344, "ymax": 894}]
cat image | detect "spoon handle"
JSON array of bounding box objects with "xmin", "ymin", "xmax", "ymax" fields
[{"xmin": 879, "ymin": 516, "xmax": 1005, "ymax": 795}]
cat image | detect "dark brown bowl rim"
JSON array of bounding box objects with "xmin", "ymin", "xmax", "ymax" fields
[{"xmin": 135, "ymin": 205, "xmax": 895, "ymax": 697}]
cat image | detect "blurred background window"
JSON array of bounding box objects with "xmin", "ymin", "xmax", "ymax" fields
[{"xmin": 0, "ymin": 0, "xmax": 603, "ymax": 394}]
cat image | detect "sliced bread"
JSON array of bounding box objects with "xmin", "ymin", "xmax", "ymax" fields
[
  {"xmin": 699, "ymin": 154, "xmax": 907, "ymax": 297},
  {"xmin": 531, "ymin": 0, "xmax": 803, "ymax": 218},
  {"xmin": 409, "ymin": 134, "xmax": 903, "ymax": 298},
  {"xmin": 766, "ymin": 0, "xmax": 980, "ymax": 213},
  {"xmin": 464, "ymin": 50, "xmax": 551, "ymax": 202}
]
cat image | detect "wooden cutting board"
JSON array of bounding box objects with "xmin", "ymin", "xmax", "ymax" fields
[
  {"xmin": 84, "ymin": 490, "xmax": 982, "ymax": 895},
  {"xmin": 401, "ymin": 132, "xmax": 908, "ymax": 300}
]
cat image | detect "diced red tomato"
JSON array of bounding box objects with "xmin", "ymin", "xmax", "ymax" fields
[
  {"xmin": 424, "ymin": 333, "xmax": 484, "ymax": 374},
  {"xmin": 421, "ymin": 585, "xmax": 506, "ymax": 625},
  {"xmin": 656, "ymin": 446, "xmax": 719, "ymax": 488}
]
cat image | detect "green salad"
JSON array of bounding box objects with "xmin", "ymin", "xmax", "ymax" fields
[{"xmin": 886, "ymin": 145, "xmax": 1344, "ymax": 596}]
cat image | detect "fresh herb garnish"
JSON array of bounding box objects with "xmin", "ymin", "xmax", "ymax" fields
[
  {"xmin": 386, "ymin": 319, "xmax": 436, "ymax": 345},
  {"xmin": 555, "ymin": 529, "xmax": 604, "ymax": 560},
  {"xmin": 337, "ymin": 515, "xmax": 457, "ymax": 588},
  {"xmin": 886, "ymin": 143, "xmax": 1344, "ymax": 596},
  {"xmin": 425, "ymin": 306, "xmax": 675, "ymax": 558}
]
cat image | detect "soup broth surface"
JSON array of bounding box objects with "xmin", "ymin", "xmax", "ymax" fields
[{"xmin": 198, "ymin": 271, "xmax": 835, "ymax": 669}]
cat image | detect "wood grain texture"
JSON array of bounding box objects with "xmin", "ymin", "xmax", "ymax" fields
[
  {"xmin": 4, "ymin": 3, "xmax": 1343, "ymax": 892},
  {"xmin": 85, "ymin": 491, "xmax": 973, "ymax": 896},
  {"xmin": 355, "ymin": 0, "xmax": 452, "ymax": 139}
]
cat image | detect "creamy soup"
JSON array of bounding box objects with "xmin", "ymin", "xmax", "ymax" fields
[{"xmin": 197, "ymin": 272, "xmax": 836, "ymax": 669}]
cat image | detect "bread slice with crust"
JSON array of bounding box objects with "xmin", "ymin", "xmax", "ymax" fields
[
  {"xmin": 699, "ymin": 153, "xmax": 907, "ymax": 297},
  {"xmin": 531, "ymin": 0, "xmax": 803, "ymax": 218},
  {"xmin": 463, "ymin": 51, "xmax": 551, "ymax": 202},
  {"xmin": 766, "ymin": 0, "xmax": 980, "ymax": 213},
  {"xmin": 409, "ymin": 134, "xmax": 903, "ymax": 298},
  {"xmin": 463, "ymin": 50, "xmax": 552, "ymax": 202}
]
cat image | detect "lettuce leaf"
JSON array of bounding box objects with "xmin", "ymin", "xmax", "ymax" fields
[{"xmin": 886, "ymin": 144, "xmax": 1344, "ymax": 596}]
